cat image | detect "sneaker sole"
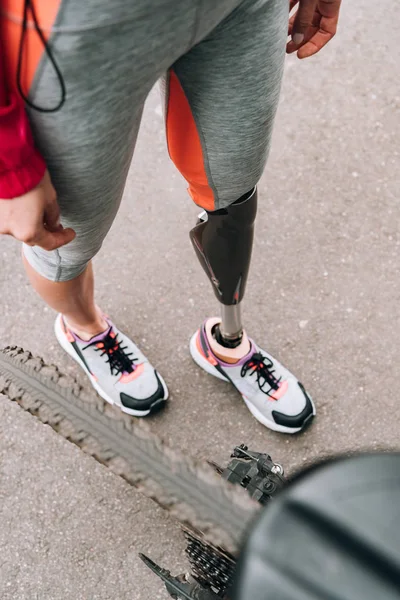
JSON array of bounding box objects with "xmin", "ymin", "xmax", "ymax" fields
[
  {"xmin": 55, "ymin": 315, "xmax": 168, "ymax": 417},
  {"xmin": 189, "ymin": 331, "xmax": 314, "ymax": 435}
]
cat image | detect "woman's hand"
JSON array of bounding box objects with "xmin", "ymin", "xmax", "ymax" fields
[
  {"xmin": 287, "ymin": 0, "xmax": 342, "ymax": 59},
  {"xmin": 0, "ymin": 170, "xmax": 75, "ymax": 250}
]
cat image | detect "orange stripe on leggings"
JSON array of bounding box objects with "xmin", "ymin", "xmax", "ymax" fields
[
  {"xmin": 0, "ymin": 0, "xmax": 61, "ymax": 93},
  {"xmin": 166, "ymin": 70, "xmax": 215, "ymax": 211}
]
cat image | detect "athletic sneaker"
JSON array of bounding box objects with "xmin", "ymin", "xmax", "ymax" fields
[
  {"xmin": 55, "ymin": 314, "xmax": 168, "ymax": 416},
  {"xmin": 190, "ymin": 318, "xmax": 315, "ymax": 434}
]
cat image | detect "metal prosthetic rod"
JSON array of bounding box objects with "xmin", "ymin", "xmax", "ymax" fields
[
  {"xmin": 220, "ymin": 303, "xmax": 242, "ymax": 341},
  {"xmin": 190, "ymin": 188, "xmax": 257, "ymax": 346}
]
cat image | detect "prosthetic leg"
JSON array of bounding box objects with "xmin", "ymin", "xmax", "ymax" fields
[
  {"xmin": 190, "ymin": 188, "xmax": 257, "ymax": 355},
  {"xmin": 189, "ymin": 186, "xmax": 315, "ymax": 432}
]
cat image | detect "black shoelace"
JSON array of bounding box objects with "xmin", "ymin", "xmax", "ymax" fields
[
  {"xmin": 17, "ymin": 0, "xmax": 66, "ymax": 112},
  {"xmin": 241, "ymin": 352, "xmax": 282, "ymax": 397},
  {"xmin": 84, "ymin": 329, "xmax": 137, "ymax": 377}
]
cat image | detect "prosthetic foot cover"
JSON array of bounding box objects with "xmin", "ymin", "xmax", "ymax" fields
[{"xmin": 190, "ymin": 188, "xmax": 257, "ymax": 305}]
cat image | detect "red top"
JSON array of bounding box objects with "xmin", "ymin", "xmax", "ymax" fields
[{"xmin": 0, "ymin": 33, "xmax": 46, "ymax": 199}]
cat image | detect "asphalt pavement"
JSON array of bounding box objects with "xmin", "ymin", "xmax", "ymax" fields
[{"xmin": 1, "ymin": 0, "xmax": 399, "ymax": 598}]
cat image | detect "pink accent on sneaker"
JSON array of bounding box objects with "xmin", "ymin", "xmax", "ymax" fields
[
  {"xmin": 270, "ymin": 380, "xmax": 288, "ymax": 400},
  {"xmin": 208, "ymin": 354, "xmax": 218, "ymax": 366},
  {"xmin": 196, "ymin": 331, "xmax": 218, "ymax": 366},
  {"xmin": 60, "ymin": 315, "xmax": 78, "ymax": 343},
  {"xmin": 119, "ymin": 363, "xmax": 144, "ymax": 383}
]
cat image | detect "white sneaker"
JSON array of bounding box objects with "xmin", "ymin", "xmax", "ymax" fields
[
  {"xmin": 55, "ymin": 313, "xmax": 168, "ymax": 416},
  {"xmin": 190, "ymin": 318, "xmax": 315, "ymax": 434}
]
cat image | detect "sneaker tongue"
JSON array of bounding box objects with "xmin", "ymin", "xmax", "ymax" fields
[
  {"xmin": 233, "ymin": 342, "xmax": 256, "ymax": 366},
  {"xmin": 74, "ymin": 325, "xmax": 112, "ymax": 344},
  {"xmin": 215, "ymin": 342, "xmax": 256, "ymax": 368}
]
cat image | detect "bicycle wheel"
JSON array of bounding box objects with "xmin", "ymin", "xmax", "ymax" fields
[{"xmin": 0, "ymin": 346, "xmax": 257, "ymax": 553}]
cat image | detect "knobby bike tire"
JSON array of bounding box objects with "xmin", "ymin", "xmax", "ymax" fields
[{"xmin": 0, "ymin": 346, "xmax": 258, "ymax": 553}]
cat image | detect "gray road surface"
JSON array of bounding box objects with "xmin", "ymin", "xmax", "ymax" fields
[{"xmin": 1, "ymin": 0, "xmax": 399, "ymax": 598}]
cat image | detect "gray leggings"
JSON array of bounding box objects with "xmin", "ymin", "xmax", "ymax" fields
[{"xmin": 19, "ymin": 0, "xmax": 288, "ymax": 282}]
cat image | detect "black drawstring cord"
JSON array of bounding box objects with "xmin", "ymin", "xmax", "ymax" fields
[{"xmin": 16, "ymin": 0, "xmax": 66, "ymax": 112}]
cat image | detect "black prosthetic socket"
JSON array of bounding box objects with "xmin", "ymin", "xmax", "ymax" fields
[
  {"xmin": 190, "ymin": 188, "xmax": 257, "ymax": 304},
  {"xmin": 190, "ymin": 188, "xmax": 257, "ymax": 348}
]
